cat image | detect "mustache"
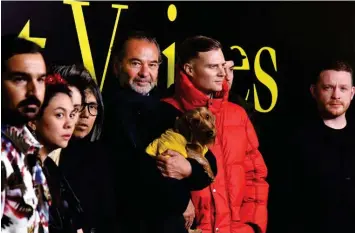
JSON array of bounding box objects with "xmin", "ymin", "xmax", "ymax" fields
[
  {"xmin": 133, "ymin": 78, "xmax": 153, "ymax": 83},
  {"xmin": 17, "ymin": 96, "xmax": 41, "ymax": 108}
]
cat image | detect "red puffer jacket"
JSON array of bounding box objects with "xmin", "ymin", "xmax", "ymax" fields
[{"xmin": 163, "ymin": 69, "xmax": 268, "ymax": 233}]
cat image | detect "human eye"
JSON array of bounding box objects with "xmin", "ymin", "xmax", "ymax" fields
[
  {"xmin": 37, "ymin": 76, "xmax": 46, "ymax": 83},
  {"xmin": 55, "ymin": 112, "xmax": 64, "ymax": 118},
  {"xmin": 12, "ymin": 75, "xmax": 27, "ymax": 84},
  {"xmin": 89, "ymin": 104, "xmax": 98, "ymax": 110},
  {"xmin": 130, "ymin": 60, "xmax": 142, "ymax": 68},
  {"xmin": 340, "ymin": 86, "xmax": 349, "ymax": 92},
  {"xmin": 73, "ymin": 106, "xmax": 81, "ymax": 114},
  {"xmin": 323, "ymin": 85, "xmax": 332, "ymax": 90},
  {"xmin": 69, "ymin": 112, "xmax": 76, "ymax": 119},
  {"xmin": 149, "ymin": 62, "xmax": 159, "ymax": 69}
]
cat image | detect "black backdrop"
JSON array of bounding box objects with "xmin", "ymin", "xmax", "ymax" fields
[{"xmin": 2, "ymin": 2, "xmax": 355, "ymax": 232}]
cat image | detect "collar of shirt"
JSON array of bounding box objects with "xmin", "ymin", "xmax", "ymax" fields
[{"xmin": 1, "ymin": 124, "xmax": 42, "ymax": 155}]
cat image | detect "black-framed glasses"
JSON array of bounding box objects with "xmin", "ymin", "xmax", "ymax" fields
[{"xmin": 80, "ymin": 102, "xmax": 98, "ymax": 116}]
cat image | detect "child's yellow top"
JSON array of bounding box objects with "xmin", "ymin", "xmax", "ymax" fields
[{"xmin": 145, "ymin": 129, "xmax": 208, "ymax": 157}]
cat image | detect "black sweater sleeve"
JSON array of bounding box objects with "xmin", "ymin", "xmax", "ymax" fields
[
  {"xmin": 186, "ymin": 150, "xmax": 217, "ymax": 191},
  {"xmin": 139, "ymin": 101, "xmax": 218, "ymax": 215}
]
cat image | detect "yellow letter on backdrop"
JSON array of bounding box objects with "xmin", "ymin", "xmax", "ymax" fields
[
  {"xmin": 163, "ymin": 43, "xmax": 176, "ymax": 88},
  {"xmin": 64, "ymin": 0, "xmax": 128, "ymax": 92},
  {"xmin": 253, "ymin": 47, "xmax": 278, "ymax": 113}
]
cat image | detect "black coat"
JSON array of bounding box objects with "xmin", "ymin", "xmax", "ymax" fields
[
  {"xmin": 59, "ymin": 139, "xmax": 118, "ymax": 233},
  {"xmin": 103, "ymin": 87, "xmax": 217, "ymax": 233},
  {"xmin": 42, "ymin": 157, "xmax": 84, "ymax": 233}
]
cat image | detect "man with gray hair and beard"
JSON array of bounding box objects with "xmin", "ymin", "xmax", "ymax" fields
[{"xmin": 102, "ymin": 31, "xmax": 175, "ymax": 233}]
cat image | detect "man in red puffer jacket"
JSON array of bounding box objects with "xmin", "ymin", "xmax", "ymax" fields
[{"xmin": 162, "ymin": 36, "xmax": 269, "ymax": 233}]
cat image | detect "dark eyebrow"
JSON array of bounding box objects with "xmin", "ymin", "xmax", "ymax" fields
[
  {"xmin": 7, "ymin": 71, "xmax": 46, "ymax": 79},
  {"xmin": 128, "ymin": 58, "xmax": 160, "ymax": 64},
  {"xmin": 54, "ymin": 107, "xmax": 67, "ymax": 112},
  {"xmin": 128, "ymin": 58, "xmax": 141, "ymax": 62},
  {"xmin": 38, "ymin": 73, "xmax": 47, "ymax": 79},
  {"xmin": 9, "ymin": 71, "xmax": 28, "ymax": 76},
  {"xmin": 6, "ymin": 71, "xmax": 30, "ymax": 79},
  {"xmin": 87, "ymin": 102, "xmax": 98, "ymax": 105}
]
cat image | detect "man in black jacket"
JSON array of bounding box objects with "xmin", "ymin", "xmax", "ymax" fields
[
  {"xmin": 288, "ymin": 59, "xmax": 355, "ymax": 233},
  {"xmin": 103, "ymin": 31, "xmax": 216, "ymax": 233}
]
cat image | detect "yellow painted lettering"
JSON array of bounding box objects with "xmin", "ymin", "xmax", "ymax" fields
[
  {"xmin": 230, "ymin": 45, "xmax": 250, "ymax": 70},
  {"xmin": 162, "ymin": 42, "xmax": 175, "ymax": 87},
  {"xmin": 64, "ymin": 0, "xmax": 96, "ymax": 81},
  {"xmin": 18, "ymin": 20, "xmax": 47, "ymax": 48},
  {"xmin": 100, "ymin": 4, "xmax": 129, "ymax": 91},
  {"xmin": 253, "ymin": 47, "xmax": 278, "ymax": 113}
]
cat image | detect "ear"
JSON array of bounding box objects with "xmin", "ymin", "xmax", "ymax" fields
[
  {"xmin": 113, "ymin": 62, "xmax": 120, "ymax": 77},
  {"xmin": 174, "ymin": 115, "xmax": 192, "ymax": 142},
  {"xmin": 351, "ymin": 86, "xmax": 355, "ymax": 100},
  {"xmin": 183, "ymin": 63, "xmax": 193, "ymax": 77},
  {"xmin": 310, "ymin": 84, "xmax": 316, "ymax": 99},
  {"xmin": 113, "ymin": 56, "xmax": 122, "ymax": 78}
]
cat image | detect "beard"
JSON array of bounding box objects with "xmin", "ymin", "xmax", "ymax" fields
[
  {"xmin": 2, "ymin": 96, "xmax": 41, "ymax": 126},
  {"xmin": 118, "ymin": 72, "xmax": 157, "ymax": 95},
  {"xmin": 320, "ymin": 101, "xmax": 350, "ymax": 119},
  {"xmin": 129, "ymin": 80, "xmax": 157, "ymax": 95}
]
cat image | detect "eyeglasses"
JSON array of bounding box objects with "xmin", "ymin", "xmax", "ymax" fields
[{"xmin": 80, "ymin": 103, "xmax": 98, "ymax": 116}]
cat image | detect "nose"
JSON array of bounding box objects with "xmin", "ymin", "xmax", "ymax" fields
[
  {"xmin": 332, "ymin": 87, "xmax": 341, "ymax": 99},
  {"xmin": 80, "ymin": 105, "xmax": 90, "ymax": 118},
  {"xmin": 138, "ymin": 64, "xmax": 150, "ymax": 78},
  {"xmin": 218, "ymin": 65, "xmax": 226, "ymax": 77},
  {"xmin": 206, "ymin": 130, "xmax": 215, "ymax": 138},
  {"xmin": 26, "ymin": 80, "xmax": 38, "ymax": 97},
  {"xmin": 64, "ymin": 116, "xmax": 75, "ymax": 129}
]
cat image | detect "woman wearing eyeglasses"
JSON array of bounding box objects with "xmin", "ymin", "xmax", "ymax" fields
[{"xmin": 52, "ymin": 64, "xmax": 118, "ymax": 233}]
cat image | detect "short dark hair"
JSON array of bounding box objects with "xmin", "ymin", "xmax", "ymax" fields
[
  {"xmin": 313, "ymin": 59, "xmax": 354, "ymax": 85},
  {"xmin": 112, "ymin": 30, "xmax": 162, "ymax": 63},
  {"xmin": 2, "ymin": 34, "xmax": 44, "ymax": 73},
  {"xmin": 177, "ymin": 35, "xmax": 222, "ymax": 68},
  {"xmin": 52, "ymin": 64, "xmax": 104, "ymax": 141},
  {"xmin": 37, "ymin": 84, "xmax": 72, "ymax": 118}
]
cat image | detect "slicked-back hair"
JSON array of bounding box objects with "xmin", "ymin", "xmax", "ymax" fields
[
  {"xmin": 112, "ymin": 30, "xmax": 162, "ymax": 64},
  {"xmin": 177, "ymin": 35, "xmax": 222, "ymax": 68}
]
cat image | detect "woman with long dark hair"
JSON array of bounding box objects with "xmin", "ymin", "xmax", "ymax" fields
[
  {"xmin": 52, "ymin": 64, "xmax": 117, "ymax": 233},
  {"xmin": 27, "ymin": 76, "xmax": 84, "ymax": 233}
]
